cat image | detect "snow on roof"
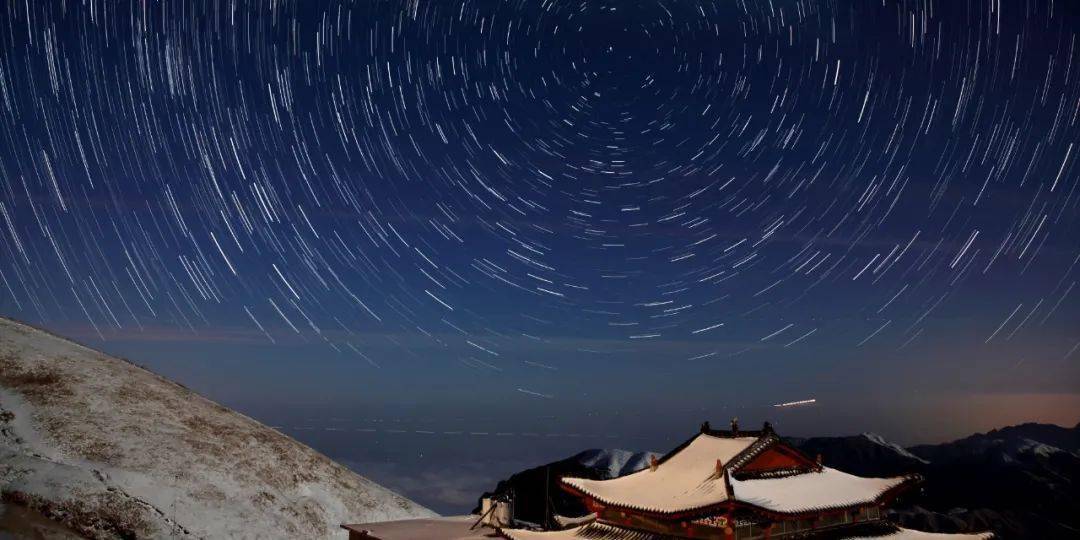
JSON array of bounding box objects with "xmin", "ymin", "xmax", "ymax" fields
[
  {"xmin": 563, "ymin": 430, "xmax": 918, "ymax": 516},
  {"xmin": 730, "ymin": 466, "xmax": 910, "ymax": 514},
  {"xmin": 553, "ymin": 513, "xmax": 597, "ymax": 528},
  {"xmin": 501, "ymin": 522, "xmax": 665, "ymax": 540},
  {"xmin": 502, "ymin": 524, "xmax": 993, "ymax": 540},
  {"xmin": 562, "ymin": 433, "xmax": 757, "ymax": 513},
  {"xmin": 500, "ymin": 523, "xmax": 992, "ymax": 540},
  {"xmin": 849, "ymin": 527, "xmax": 995, "ymax": 539}
]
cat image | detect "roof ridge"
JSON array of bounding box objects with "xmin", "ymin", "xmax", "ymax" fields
[
  {"xmin": 559, "ymin": 429, "xmax": 707, "ymax": 487},
  {"xmin": 724, "ymin": 432, "xmax": 777, "ymax": 472},
  {"xmin": 559, "ymin": 424, "xmax": 922, "ymax": 519}
]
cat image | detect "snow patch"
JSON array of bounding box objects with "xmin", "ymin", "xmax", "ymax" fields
[
  {"xmin": 575, "ymin": 449, "xmax": 661, "ymax": 478},
  {"xmin": 862, "ymin": 432, "xmax": 930, "ymax": 464}
]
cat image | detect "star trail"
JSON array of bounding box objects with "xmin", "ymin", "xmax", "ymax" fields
[{"xmin": 0, "ymin": 0, "xmax": 1078, "ymax": 420}]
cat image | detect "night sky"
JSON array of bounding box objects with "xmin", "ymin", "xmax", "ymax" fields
[{"xmin": 1, "ymin": 0, "xmax": 1079, "ymax": 513}]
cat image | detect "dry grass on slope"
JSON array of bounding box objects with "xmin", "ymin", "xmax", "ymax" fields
[{"xmin": 0, "ymin": 318, "xmax": 434, "ymax": 539}]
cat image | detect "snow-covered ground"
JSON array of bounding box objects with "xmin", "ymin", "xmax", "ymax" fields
[{"xmin": 0, "ymin": 317, "xmax": 435, "ymax": 539}]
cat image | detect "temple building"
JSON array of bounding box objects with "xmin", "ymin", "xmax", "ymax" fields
[{"xmin": 500, "ymin": 421, "xmax": 992, "ymax": 540}]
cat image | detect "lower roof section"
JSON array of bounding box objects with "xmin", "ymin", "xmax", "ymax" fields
[
  {"xmin": 499, "ymin": 523, "xmax": 993, "ymax": 540},
  {"xmin": 560, "ymin": 433, "xmax": 759, "ymax": 513},
  {"xmin": 730, "ymin": 467, "xmax": 911, "ymax": 514},
  {"xmin": 850, "ymin": 529, "xmax": 994, "ymax": 539},
  {"xmin": 501, "ymin": 522, "xmax": 663, "ymax": 540}
]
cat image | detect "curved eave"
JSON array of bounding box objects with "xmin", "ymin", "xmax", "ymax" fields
[
  {"xmin": 558, "ymin": 431, "xmax": 762, "ymax": 516},
  {"xmin": 559, "ymin": 478, "xmax": 728, "ymax": 515},
  {"xmin": 730, "ymin": 473, "xmax": 921, "ymax": 518},
  {"xmin": 562, "ymin": 473, "xmax": 921, "ymax": 521}
]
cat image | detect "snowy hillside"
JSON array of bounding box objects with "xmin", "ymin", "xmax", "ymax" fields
[{"xmin": 0, "ymin": 317, "xmax": 435, "ymax": 539}]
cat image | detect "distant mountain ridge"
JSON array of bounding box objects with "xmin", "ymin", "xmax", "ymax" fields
[
  {"xmin": 785, "ymin": 424, "xmax": 1080, "ymax": 538},
  {"xmin": 483, "ymin": 422, "xmax": 1080, "ymax": 539},
  {"xmin": 899, "ymin": 423, "xmax": 1080, "ymax": 539},
  {"xmin": 0, "ymin": 317, "xmax": 435, "ymax": 539},
  {"xmin": 909, "ymin": 422, "xmax": 1080, "ymax": 461},
  {"xmin": 574, "ymin": 448, "xmax": 661, "ymax": 479},
  {"xmin": 784, "ymin": 432, "xmax": 930, "ymax": 477}
]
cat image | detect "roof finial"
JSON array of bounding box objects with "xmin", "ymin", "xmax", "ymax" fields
[
  {"xmin": 649, "ymin": 455, "xmax": 659, "ymax": 472},
  {"xmin": 701, "ymin": 420, "xmax": 711, "ymax": 433},
  {"xmin": 730, "ymin": 417, "xmax": 739, "ymax": 436},
  {"xmin": 762, "ymin": 421, "xmax": 773, "ymax": 434}
]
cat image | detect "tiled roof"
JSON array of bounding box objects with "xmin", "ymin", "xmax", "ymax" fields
[
  {"xmin": 501, "ymin": 523, "xmax": 993, "ymax": 540},
  {"xmin": 562, "ymin": 433, "xmax": 757, "ymax": 513},
  {"xmin": 849, "ymin": 527, "xmax": 994, "ymax": 539},
  {"xmin": 730, "ymin": 467, "xmax": 912, "ymax": 514},
  {"xmin": 562, "ymin": 429, "xmax": 917, "ymax": 517},
  {"xmin": 501, "ymin": 522, "xmax": 667, "ymax": 540}
]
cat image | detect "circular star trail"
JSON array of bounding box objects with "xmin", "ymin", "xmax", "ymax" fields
[{"xmin": 0, "ymin": 1, "xmax": 1078, "ymax": 394}]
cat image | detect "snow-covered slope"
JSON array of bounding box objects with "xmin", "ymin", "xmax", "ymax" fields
[
  {"xmin": 862, "ymin": 433, "xmax": 930, "ymax": 464},
  {"xmin": 785, "ymin": 433, "xmax": 930, "ymax": 477},
  {"xmin": 0, "ymin": 317, "xmax": 435, "ymax": 539},
  {"xmin": 573, "ymin": 448, "xmax": 661, "ymax": 479}
]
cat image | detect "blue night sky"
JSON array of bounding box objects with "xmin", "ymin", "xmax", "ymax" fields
[{"xmin": 1, "ymin": 0, "xmax": 1078, "ymax": 513}]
